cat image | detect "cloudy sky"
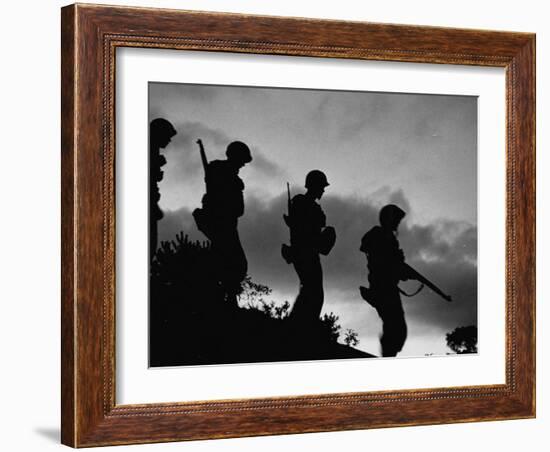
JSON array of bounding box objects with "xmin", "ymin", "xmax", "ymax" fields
[{"xmin": 150, "ymin": 82, "xmax": 478, "ymax": 358}]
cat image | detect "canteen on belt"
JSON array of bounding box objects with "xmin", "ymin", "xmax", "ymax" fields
[{"xmin": 318, "ymin": 226, "xmax": 336, "ymax": 256}]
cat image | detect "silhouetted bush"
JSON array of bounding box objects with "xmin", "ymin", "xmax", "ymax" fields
[
  {"xmin": 344, "ymin": 329, "xmax": 360, "ymax": 347},
  {"xmin": 149, "ymin": 231, "xmax": 368, "ymax": 366},
  {"xmin": 446, "ymin": 325, "xmax": 478, "ymax": 354}
]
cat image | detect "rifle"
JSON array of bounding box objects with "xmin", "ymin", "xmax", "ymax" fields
[
  {"xmin": 196, "ymin": 139, "xmax": 208, "ymax": 181},
  {"xmin": 283, "ymin": 182, "xmax": 291, "ymax": 226},
  {"xmin": 192, "ymin": 139, "xmax": 212, "ymax": 239},
  {"xmin": 360, "ymin": 262, "xmax": 452, "ymax": 308},
  {"xmin": 281, "ymin": 182, "xmax": 293, "ymax": 264},
  {"xmin": 403, "ymin": 263, "xmax": 452, "ymax": 302}
]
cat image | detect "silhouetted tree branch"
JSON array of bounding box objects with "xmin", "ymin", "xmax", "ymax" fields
[
  {"xmin": 344, "ymin": 329, "xmax": 360, "ymax": 347},
  {"xmin": 446, "ymin": 325, "xmax": 477, "ymax": 354}
]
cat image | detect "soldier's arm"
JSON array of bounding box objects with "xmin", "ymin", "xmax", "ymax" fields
[
  {"xmin": 318, "ymin": 207, "xmax": 327, "ymax": 229},
  {"xmin": 360, "ymin": 229, "xmax": 377, "ymax": 253},
  {"xmin": 236, "ymin": 189, "xmax": 245, "ymax": 217},
  {"xmin": 395, "ymin": 248, "xmax": 412, "ymax": 281},
  {"xmin": 359, "ymin": 234, "xmax": 368, "ymax": 253}
]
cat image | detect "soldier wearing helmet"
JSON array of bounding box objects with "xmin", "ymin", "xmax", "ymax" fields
[
  {"xmin": 201, "ymin": 140, "xmax": 253, "ymax": 308},
  {"xmin": 149, "ymin": 118, "xmax": 177, "ymax": 260},
  {"xmin": 359, "ymin": 204, "xmax": 411, "ymax": 357},
  {"xmin": 285, "ymin": 170, "xmax": 336, "ymax": 324}
]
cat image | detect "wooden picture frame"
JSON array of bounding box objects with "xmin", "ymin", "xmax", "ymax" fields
[{"xmin": 61, "ymin": 3, "xmax": 535, "ymax": 447}]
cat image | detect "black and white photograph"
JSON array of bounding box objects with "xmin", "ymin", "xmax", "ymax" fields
[
  {"xmin": 148, "ymin": 82, "xmax": 478, "ymax": 367},
  {"xmin": 2, "ymin": 0, "xmax": 542, "ymax": 450}
]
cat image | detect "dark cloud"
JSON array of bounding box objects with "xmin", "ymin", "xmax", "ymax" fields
[
  {"xmin": 158, "ymin": 121, "xmax": 284, "ymax": 201},
  {"xmin": 251, "ymin": 152, "xmax": 283, "ymax": 178},
  {"xmin": 336, "ymin": 93, "xmax": 393, "ymax": 140},
  {"xmin": 162, "ymin": 121, "xmax": 231, "ymax": 180},
  {"xmin": 158, "ymin": 188, "xmax": 477, "ymax": 346},
  {"xmin": 311, "ymin": 91, "xmax": 393, "ymax": 141}
]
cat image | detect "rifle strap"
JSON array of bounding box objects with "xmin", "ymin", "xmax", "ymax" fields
[{"xmin": 398, "ymin": 283, "xmax": 425, "ymax": 298}]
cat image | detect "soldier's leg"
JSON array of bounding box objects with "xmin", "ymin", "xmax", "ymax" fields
[
  {"xmin": 290, "ymin": 253, "xmax": 323, "ymax": 323},
  {"xmin": 210, "ymin": 225, "xmax": 247, "ymax": 308},
  {"xmin": 290, "ymin": 256, "xmax": 308, "ymax": 322},
  {"xmin": 379, "ymin": 309, "xmax": 396, "ymax": 357},
  {"xmin": 209, "ymin": 229, "xmax": 224, "ymax": 283},
  {"xmin": 309, "ymin": 256, "xmax": 324, "ymax": 320},
  {"xmin": 209, "ymin": 226, "xmax": 235, "ymax": 306},
  {"xmin": 381, "ymin": 315, "xmax": 407, "ymax": 357},
  {"xmin": 232, "ymin": 228, "xmax": 248, "ymax": 286},
  {"xmin": 224, "ymin": 227, "xmax": 248, "ymax": 306},
  {"xmin": 394, "ymin": 300, "xmax": 407, "ymax": 354},
  {"xmin": 379, "ymin": 291, "xmax": 407, "ymax": 357}
]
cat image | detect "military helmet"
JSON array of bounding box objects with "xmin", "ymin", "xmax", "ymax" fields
[
  {"xmin": 379, "ymin": 204, "xmax": 406, "ymax": 227},
  {"xmin": 150, "ymin": 118, "xmax": 177, "ymax": 138},
  {"xmin": 305, "ymin": 170, "xmax": 330, "ymax": 189},
  {"xmin": 226, "ymin": 141, "xmax": 252, "ymax": 163},
  {"xmin": 150, "ymin": 118, "xmax": 177, "ymax": 149}
]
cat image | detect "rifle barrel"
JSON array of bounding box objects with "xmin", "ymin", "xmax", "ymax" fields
[
  {"xmin": 404, "ymin": 263, "xmax": 452, "ymax": 302},
  {"xmin": 286, "ymin": 182, "xmax": 291, "ymax": 213},
  {"xmin": 197, "ymin": 139, "xmax": 208, "ymax": 178}
]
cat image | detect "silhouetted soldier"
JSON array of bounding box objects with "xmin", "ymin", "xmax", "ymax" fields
[
  {"xmin": 150, "ymin": 118, "xmax": 177, "ymax": 260},
  {"xmin": 360, "ymin": 204, "xmax": 410, "ymax": 357},
  {"xmin": 285, "ymin": 170, "xmax": 336, "ymax": 324},
  {"xmin": 199, "ymin": 141, "xmax": 253, "ymax": 307}
]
